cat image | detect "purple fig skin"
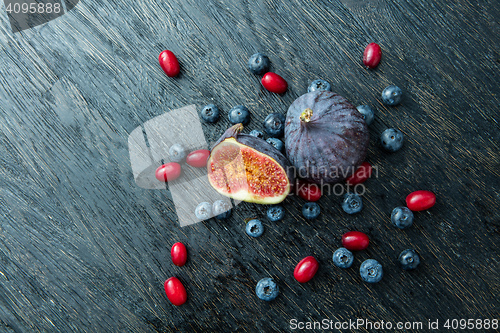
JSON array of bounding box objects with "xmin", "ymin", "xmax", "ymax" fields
[
  {"xmin": 210, "ymin": 124, "xmax": 295, "ymax": 188},
  {"xmin": 284, "ymin": 91, "xmax": 369, "ymax": 184}
]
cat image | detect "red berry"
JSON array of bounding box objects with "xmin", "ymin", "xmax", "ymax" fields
[
  {"xmin": 363, "ymin": 43, "xmax": 382, "ymax": 69},
  {"xmin": 171, "ymin": 242, "xmax": 187, "ymax": 267},
  {"xmin": 186, "ymin": 149, "xmax": 211, "ymax": 168},
  {"xmin": 155, "ymin": 162, "xmax": 181, "ymax": 182},
  {"xmin": 159, "ymin": 50, "xmax": 180, "ymax": 77},
  {"xmin": 293, "ymin": 256, "xmax": 319, "ymax": 283},
  {"xmin": 346, "ymin": 161, "xmax": 373, "ymax": 185},
  {"xmin": 342, "ymin": 231, "xmax": 369, "ymax": 251},
  {"xmin": 261, "ymin": 72, "xmax": 288, "ymax": 94},
  {"xmin": 164, "ymin": 277, "xmax": 187, "ymax": 306},
  {"xmin": 406, "ymin": 190, "xmax": 436, "ymax": 211},
  {"xmin": 297, "ymin": 179, "xmax": 322, "ymax": 202}
]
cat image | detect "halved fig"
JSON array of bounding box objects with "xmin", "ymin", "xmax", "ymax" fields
[{"xmin": 207, "ymin": 124, "xmax": 294, "ymax": 204}]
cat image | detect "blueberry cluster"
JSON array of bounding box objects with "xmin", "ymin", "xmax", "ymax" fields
[{"xmin": 194, "ymin": 200, "xmax": 232, "ymax": 221}]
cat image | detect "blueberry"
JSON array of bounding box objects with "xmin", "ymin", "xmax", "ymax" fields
[
  {"xmin": 248, "ymin": 53, "xmax": 270, "ymax": 75},
  {"xmin": 359, "ymin": 259, "xmax": 383, "ymax": 283},
  {"xmin": 249, "ymin": 129, "xmax": 264, "ymax": 139},
  {"xmin": 308, "ymin": 79, "xmax": 332, "ymax": 93},
  {"xmin": 228, "ymin": 105, "xmax": 250, "ymax": 125},
  {"xmin": 356, "ymin": 105, "xmax": 375, "ymax": 125},
  {"xmin": 342, "ymin": 193, "xmax": 363, "ymax": 214},
  {"xmin": 194, "ymin": 202, "xmax": 212, "ymax": 220},
  {"xmin": 200, "ymin": 104, "xmax": 220, "ymax": 123},
  {"xmin": 267, "ymin": 206, "xmax": 285, "ymax": 222},
  {"xmin": 332, "ymin": 248, "xmax": 354, "ymax": 268},
  {"xmin": 391, "ymin": 206, "xmax": 414, "ymax": 229},
  {"xmin": 398, "ymin": 249, "xmax": 420, "ymax": 270},
  {"xmin": 381, "ymin": 85, "xmax": 403, "ymax": 106},
  {"xmin": 263, "ymin": 113, "xmax": 286, "ymax": 138},
  {"xmin": 255, "ymin": 277, "xmax": 279, "ymax": 301},
  {"xmin": 381, "ymin": 128, "xmax": 404, "ymax": 152},
  {"xmin": 246, "ymin": 219, "xmax": 264, "ymax": 237},
  {"xmin": 266, "ymin": 138, "xmax": 284, "ymax": 152},
  {"xmin": 302, "ymin": 202, "xmax": 320, "ymax": 220},
  {"xmin": 169, "ymin": 143, "xmax": 187, "ymax": 163},
  {"xmin": 213, "ymin": 200, "xmax": 232, "ymax": 220}
]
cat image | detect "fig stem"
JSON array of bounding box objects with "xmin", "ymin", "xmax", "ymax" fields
[
  {"xmin": 232, "ymin": 123, "xmax": 244, "ymax": 133},
  {"xmin": 300, "ymin": 108, "xmax": 313, "ymax": 123}
]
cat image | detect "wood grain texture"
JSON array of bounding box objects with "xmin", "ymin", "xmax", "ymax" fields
[{"xmin": 0, "ymin": 0, "xmax": 499, "ymax": 332}]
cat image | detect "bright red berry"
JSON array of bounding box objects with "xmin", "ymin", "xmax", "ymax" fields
[
  {"xmin": 363, "ymin": 43, "xmax": 382, "ymax": 69},
  {"xmin": 342, "ymin": 231, "xmax": 370, "ymax": 251},
  {"xmin": 406, "ymin": 190, "xmax": 436, "ymax": 211},
  {"xmin": 171, "ymin": 242, "xmax": 187, "ymax": 267},
  {"xmin": 159, "ymin": 50, "xmax": 180, "ymax": 77},
  {"xmin": 297, "ymin": 179, "xmax": 322, "ymax": 202},
  {"xmin": 261, "ymin": 72, "xmax": 288, "ymax": 94},
  {"xmin": 346, "ymin": 161, "xmax": 373, "ymax": 185},
  {"xmin": 186, "ymin": 149, "xmax": 211, "ymax": 168},
  {"xmin": 164, "ymin": 277, "xmax": 187, "ymax": 306},
  {"xmin": 293, "ymin": 256, "xmax": 319, "ymax": 283},
  {"xmin": 155, "ymin": 162, "xmax": 181, "ymax": 182}
]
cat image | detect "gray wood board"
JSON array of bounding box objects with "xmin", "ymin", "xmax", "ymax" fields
[{"xmin": 0, "ymin": 0, "xmax": 499, "ymax": 332}]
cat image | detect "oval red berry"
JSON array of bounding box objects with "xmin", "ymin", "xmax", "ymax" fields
[
  {"xmin": 155, "ymin": 162, "xmax": 181, "ymax": 182},
  {"xmin": 186, "ymin": 149, "xmax": 211, "ymax": 168},
  {"xmin": 159, "ymin": 50, "xmax": 180, "ymax": 77},
  {"xmin": 261, "ymin": 72, "xmax": 288, "ymax": 94},
  {"xmin": 406, "ymin": 190, "xmax": 436, "ymax": 211},
  {"xmin": 363, "ymin": 43, "xmax": 382, "ymax": 69},
  {"xmin": 171, "ymin": 242, "xmax": 187, "ymax": 267},
  {"xmin": 346, "ymin": 161, "xmax": 373, "ymax": 185},
  {"xmin": 164, "ymin": 277, "xmax": 187, "ymax": 306},
  {"xmin": 297, "ymin": 179, "xmax": 322, "ymax": 202},
  {"xmin": 293, "ymin": 256, "xmax": 319, "ymax": 283},
  {"xmin": 342, "ymin": 231, "xmax": 370, "ymax": 251}
]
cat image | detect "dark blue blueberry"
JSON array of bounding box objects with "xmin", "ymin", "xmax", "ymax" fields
[
  {"xmin": 249, "ymin": 129, "xmax": 264, "ymax": 139},
  {"xmin": 213, "ymin": 200, "xmax": 232, "ymax": 220},
  {"xmin": 381, "ymin": 128, "xmax": 404, "ymax": 152},
  {"xmin": 381, "ymin": 85, "xmax": 403, "ymax": 106},
  {"xmin": 308, "ymin": 79, "xmax": 332, "ymax": 93},
  {"xmin": 263, "ymin": 113, "xmax": 286, "ymax": 138},
  {"xmin": 255, "ymin": 277, "xmax": 279, "ymax": 301},
  {"xmin": 246, "ymin": 219, "xmax": 264, "ymax": 237},
  {"xmin": 302, "ymin": 202, "xmax": 321, "ymax": 220},
  {"xmin": 200, "ymin": 104, "xmax": 220, "ymax": 123},
  {"xmin": 248, "ymin": 53, "xmax": 270, "ymax": 75},
  {"xmin": 342, "ymin": 193, "xmax": 363, "ymax": 214},
  {"xmin": 228, "ymin": 105, "xmax": 250, "ymax": 125},
  {"xmin": 391, "ymin": 206, "xmax": 414, "ymax": 229},
  {"xmin": 266, "ymin": 138, "xmax": 284, "ymax": 152},
  {"xmin": 267, "ymin": 206, "xmax": 285, "ymax": 222},
  {"xmin": 356, "ymin": 105, "xmax": 375, "ymax": 125},
  {"xmin": 359, "ymin": 259, "xmax": 383, "ymax": 283},
  {"xmin": 194, "ymin": 202, "xmax": 212, "ymax": 220},
  {"xmin": 332, "ymin": 248, "xmax": 354, "ymax": 268},
  {"xmin": 169, "ymin": 143, "xmax": 187, "ymax": 163},
  {"xmin": 398, "ymin": 249, "xmax": 420, "ymax": 270}
]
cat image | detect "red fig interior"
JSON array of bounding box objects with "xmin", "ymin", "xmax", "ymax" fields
[{"xmin": 207, "ymin": 138, "xmax": 290, "ymax": 204}]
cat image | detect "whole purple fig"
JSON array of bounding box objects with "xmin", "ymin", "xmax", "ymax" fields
[{"xmin": 284, "ymin": 91, "xmax": 369, "ymax": 184}]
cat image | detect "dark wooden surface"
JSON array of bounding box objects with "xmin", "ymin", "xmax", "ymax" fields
[{"xmin": 0, "ymin": 0, "xmax": 499, "ymax": 332}]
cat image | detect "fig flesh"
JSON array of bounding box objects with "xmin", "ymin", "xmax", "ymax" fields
[
  {"xmin": 285, "ymin": 91, "xmax": 369, "ymax": 184},
  {"xmin": 207, "ymin": 124, "xmax": 294, "ymax": 204}
]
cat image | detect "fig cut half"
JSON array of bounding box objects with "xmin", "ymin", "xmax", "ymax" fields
[{"xmin": 207, "ymin": 124, "xmax": 294, "ymax": 204}]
